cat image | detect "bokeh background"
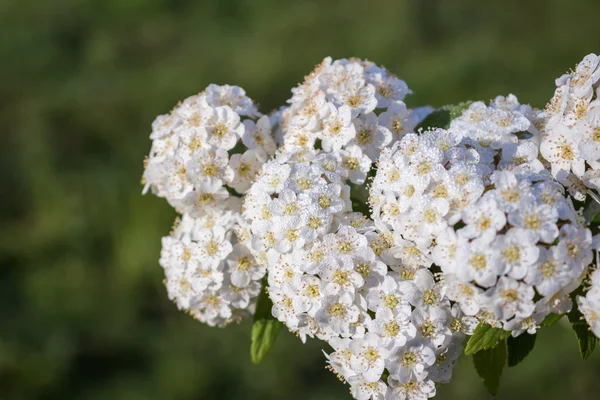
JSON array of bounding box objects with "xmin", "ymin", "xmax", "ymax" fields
[{"xmin": 2, "ymin": 0, "xmax": 600, "ymax": 399}]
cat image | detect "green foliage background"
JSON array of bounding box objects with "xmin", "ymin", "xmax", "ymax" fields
[{"xmin": 2, "ymin": 0, "xmax": 600, "ymax": 398}]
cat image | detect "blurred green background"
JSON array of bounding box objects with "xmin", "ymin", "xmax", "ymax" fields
[{"xmin": 2, "ymin": 0, "xmax": 600, "ymax": 399}]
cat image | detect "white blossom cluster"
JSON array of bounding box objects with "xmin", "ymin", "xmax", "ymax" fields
[
  {"xmin": 143, "ymin": 84, "xmax": 275, "ymax": 216},
  {"xmin": 276, "ymin": 57, "xmax": 431, "ymax": 179},
  {"xmin": 159, "ymin": 210, "xmax": 265, "ymax": 327},
  {"xmin": 243, "ymin": 148, "xmax": 471, "ymax": 400},
  {"xmin": 144, "ymin": 85, "xmax": 276, "ymax": 326},
  {"xmin": 578, "ymin": 260, "xmax": 600, "ymax": 337},
  {"xmin": 370, "ymin": 104, "xmax": 595, "ymax": 338},
  {"xmin": 540, "ymin": 53, "xmax": 600, "ymax": 200},
  {"xmin": 141, "ymin": 54, "xmax": 600, "ymax": 400}
]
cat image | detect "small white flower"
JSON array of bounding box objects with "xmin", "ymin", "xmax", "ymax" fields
[{"xmin": 319, "ymin": 103, "xmax": 356, "ymax": 151}]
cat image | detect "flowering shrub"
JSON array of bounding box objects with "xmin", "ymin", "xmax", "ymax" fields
[{"xmin": 142, "ymin": 54, "xmax": 600, "ymax": 399}]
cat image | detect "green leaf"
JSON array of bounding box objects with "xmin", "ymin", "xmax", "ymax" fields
[
  {"xmin": 591, "ymin": 208, "xmax": 600, "ymax": 223},
  {"xmin": 541, "ymin": 313, "xmax": 563, "ymax": 327},
  {"xmin": 465, "ymin": 323, "xmax": 510, "ymax": 355},
  {"xmin": 415, "ymin": 109, "xmax": 451, "ymax": 131},
  {"xmin": 473, "ymin": 340, "xmax": 506, "ymax": 396},
  {"xmin": 250, "ymin": 280, "xmax": 282, "ymax": 364},
  {"xmin": 507, "ymin": 333, "xmax": 536, "ymax": 367},
  {"xmin": 415, "ymin": 102, "xmax": 473, "ymax": 132},
  {"xmin": 590, "ymin": 209, "xmax": 600, "ymax": 235},
  {"xmin": 568, "ymin": 300, "xmax": 597, "ymax": 360}
]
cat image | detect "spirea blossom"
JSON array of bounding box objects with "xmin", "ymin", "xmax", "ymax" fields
[
  {"xmin": 159, "ymin": 209, "xmax": 265, "ymax": 327},
  {"xmin": 540, "ymin": 54, "xmax": 600, "ymax": 200},
  {"xmin": 141, "ymin": 54, "xmax": 600, "ymax": 400},
  {"xmin": 143, "ymin": 84, "xmax": 275, "ymax": 215},
  {"xmin": 243, "ymin": 147, "xmax": 466, "ymax": 398},
  {"xmin": 277, "ymin": 57, "xmax": 430, "ymax": 173},
  {"xmin": 370, "ymin": 111, "xmax": 593, "ymax": 338}
]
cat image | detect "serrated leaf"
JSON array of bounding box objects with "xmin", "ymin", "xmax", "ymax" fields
[
  {"xmin": 251, "ymin": 280, "xmax": 282, "ymax": 364},
  {"xmin": 473, "ymin": 340, "xmax": 506, "ymax": 396},
  {"xmin": 568, "ymin": 302, "xmax": 597, "ymax": 360},
  {"xmin": 415, "ymin": 109, "xmax": 451, "ymax": 131},
  {"xmin": 465, "ymin": 323, "xmax": 510, "ymax": 355},
  {"xmin": 507, "ymin": 333, "xmax": 536, "ymax": 367},
  {"xmin": 541, "ymin": 313, "xmax": 563, "ymax": 327}
]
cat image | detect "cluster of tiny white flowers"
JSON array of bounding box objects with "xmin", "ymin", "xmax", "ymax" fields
[
  {"xmin": 243, "ymin": 148, "xmax": 470, "ymax": 400},
  {"xmin": 159, "ymin": 210, "xmax": 265, "ymax": 327},
  {"xmin": 277, "ymin": 57, "xmax": 431, "ymax": 180},
  {"xmin": 577, "ymin": 258, "xmax": 600, "ymax": 337},
  {"xmin": 144, "ymin": 85, "xmax": 276, "ymax": 326},
  {"xmin": 370, "ymin": 97, "xmax": 596, "ymax": 338},
  {"xmin": 141, "ymin": 54, "xmax": 600, "ymax": 400},
  {"xmin": 540, "ymin": 54, "xmax": 600, "ymax": 200},
  {"xmin": 143, "ymin": 84, "xmax": 276, "ymax": 216}
]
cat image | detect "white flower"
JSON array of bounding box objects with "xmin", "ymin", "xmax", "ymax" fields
[
  {"xmin": 387, "ymin": 377, "xmax": 436, "ymax": 400},
  {"xmin": 342, "ymin": 145, "xmax": 373, "ymax": 184},
  {"xmin": 203, "ymin": 84, "xmax": 260, "ymax": 117},
  {"xmin": 540, "ymin": 123, "xmax": 584, "ymax": 177},
  {"xmin": 483, "ymin": 276, "xmax": 535, "ymax": 320},
  {"xmin": 205, "ymin": 106, "xmax": 245, "ymax": 150},
  {"xmin": 350, "ymin": 112, "xmax": 393, "ymax": 160},
  {"xmin": 242, "ymin": 115, "xmax": 276, "ymax": 155},
  {"xmin": 555, "ymin": 224, "xmax": 593, "ymax": 271},
  {"xmin": 525, "ymin": 246, "xmax": 572, "ymax": 297},
  {"xmin": 196, "ymin": 226, "xmax": 233, "ymax": 268},
  {"xmin": 365, "ymin": 67, "xmax": 411, "ymax": 108},
  {"xmin": 367, "ymin": 276, "xmax": 411, "ymax": 316},
  {"xmin": 367, "ymin": 307, "xmax": 416, "ymax": 351},
  {"xmin": 226, "ymin": 244, "xmax": 265, "ymax": 287},
  {"xmin": 378, "ymin": 102, "xmax": 419, "ymax": 140},
  {"xmin": 444, "ymin": 276, "xmax": 482, "ymax": 316},
  {"xmin": 193, "ymin": 292, "xmax": 233, "ymax": 326},
  {"xmin": 229, "ymin": 149, "xmax": 266, "ymax": 193},
  {"xmin": 387, "ymin": 341, "xmax": 436, "ymax": 383},
  {"xmin": 455, "ymin": 237, "xmax": 503, "ymax": 288},
  {"xmin": 315, "ymin": 292, "xmax": 361, "ymax": 335},
  {"xmin": 348, "ymin": 375, "xmax": 388, "ymax": 400},
  {"xmin": 350, "ymin": 333, "xmax": 390, "ymax": 382},
  {"xmin": 319, "ymin": 103, "xmax": 356, "ymax": 151},
  {"xmin": 459, "ymin": 195, "xmax": 506, "ymax": 241},
  {"xmin": 494, "ymin": 228, "xmax": 540, "ymax": 280},
  {"xmin": 188, "ymin": 148, "xmax": 234, "ymax": 187},
  {"xmin": 321, "ymin": 257, "xmax": 364, "ymax": 296},
  {"xmin": 412, "ymin": 306, "xmax": 451, "ymax": 347}
]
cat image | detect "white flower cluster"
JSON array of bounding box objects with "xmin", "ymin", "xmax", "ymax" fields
[
  {"xmin": 540, "ymin": 54, "xmax": 600, "ymax": 200},
  {"xmin": 143, "ymin": 84, "xmax": 275, "ymax": 216},
  {"xmin": 144, "ymin": 85, "xmax": 275, "ymax": 326},
  {"xmin": 578, "ymin": 261, "xmax": 600, "ymax": 337},
  {"xmin": 370, "ymin": 103, "xmax": 594, "ymax": 337},
  {"xmin": 277, "ymin": 57, "xmax": 430, "ymax": 178},
  {"xmin": 141, "ymin": 54, "xmax": 600, "ymax": 400},
  {"xmin": 159, "ymin": 210, "xmax": 265, "ymax": 327},
  {"xmin": 243, "ymin": 149, "xmax": 470, "ymax": 400}
]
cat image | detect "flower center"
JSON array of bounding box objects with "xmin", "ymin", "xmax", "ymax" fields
[
  {"xmin": 212, "ymin": 123, "xmax": 228, "ymax": 138},
  {"xmin": 318, "ymin": 195, "xmax": 332, "ymax": 209},
  {"xmin": 471, "ymin": 253, "xmax": 487, "ymax": 270},
  {"xmin": 384, "ymin": 294, "xmax": 399, "ymax": 309},
  {"xmin": 503, "ymin": 246, "xmax": 521, "ymax": 263},
  {"xmin": 205, "ymin": 239, "xmax": 219, "ymax": 256},
  {"xmin": 357, "ymin": 129, "xmax": 372, "ymax": 145}
]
